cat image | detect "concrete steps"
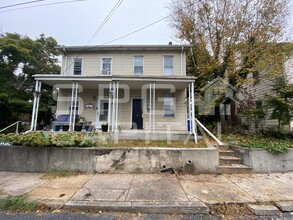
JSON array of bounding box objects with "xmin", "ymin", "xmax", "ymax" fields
[{"xmin": 217, "ymin": 145, "xmax": 252, "ymax": 174}]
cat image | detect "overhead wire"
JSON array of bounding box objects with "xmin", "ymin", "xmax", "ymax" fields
[
  {"xmin": 0, "ymin": 0, "xmax": 88, "ymax": 13},
  {"xmin": 0, "ymin": 0, "xmax": 45, "ymax": 10}
]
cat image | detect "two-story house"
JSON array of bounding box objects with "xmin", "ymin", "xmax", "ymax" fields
[{"xmin": 29, "ymin": 44, "xmax": 197, "ymax": 135}]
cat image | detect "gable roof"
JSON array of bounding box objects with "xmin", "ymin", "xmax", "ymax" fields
[{"xmin": 200, "ymin": 76, "xmax": 236, "ymax": 92}]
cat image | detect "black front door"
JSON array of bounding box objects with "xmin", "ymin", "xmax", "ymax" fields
[{"xmin": 132, "ymin": 99, "xmax": 143, "ymax": 129}]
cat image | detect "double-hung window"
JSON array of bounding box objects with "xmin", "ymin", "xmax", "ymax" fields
[
  {"xmin": 164, "ymin": 56, "xmax": 173, "ymax": 76},
  {"xmin": 101, "ymin": 58, "xmax": 112, "ymax": 75},
  {"xmin": 163, "ymin": 94, "xmax": 175, "ymax": 117},
  {"xmin": 73, "ymin": 58, "xmax": 82, "ymax": 75},
  {"xmin": 134, "ymin": 56, "xmax": 144, "ymax": 75}
]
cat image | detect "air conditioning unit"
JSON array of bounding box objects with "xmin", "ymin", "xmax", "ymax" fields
[{"xmin": 101, "ymin": 70, "xmax": 111, "ymax": 75}]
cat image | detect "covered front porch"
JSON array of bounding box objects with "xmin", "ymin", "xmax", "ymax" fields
[{"xmin": 30, "ymin": 75, "xmax": 197, "ymax": 140}]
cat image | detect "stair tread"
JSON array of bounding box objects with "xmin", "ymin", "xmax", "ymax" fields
[
  {"xmin": 219, "ymin": 156, "xmax": 242, "ymax": 160},
  {"xmin": 219, "ymin": 150, "xmax": 234, "ymax": 153},
  {"xmin": 218, "ymin": 164, "xmax": 251, "ymax": 169}
]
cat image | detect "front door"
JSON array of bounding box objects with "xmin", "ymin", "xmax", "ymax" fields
[
  {"xmin": 132, "ymin": 99, "xmax": 143, "ymax": 129},
  {"xmin": 96, "ymin": 99, "xmax": 109, "ymax": 128}
]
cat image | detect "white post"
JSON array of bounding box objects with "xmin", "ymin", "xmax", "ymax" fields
[
  {"xmin": 115, "ymin": 82, "xmax": 119, "ymax": 132},
  {"xmin": 30, "ymin": 81, "xmax": 39, "ymax": 131},
  {"xmin": 153, "ymin": 82, "xmax": 155, "ymax": 132},
  {"xmin": 191, "ymin": 82, "xmax": 197, "ymax": 143},
  {"xmin": 73, "ymin": 82, "xmax": 78, "ymax": 130},
  {"xmin": 149, "ymin": 83, "xmax": 152, "ymax": 132},
  {"xmin": 188, "ymin": 84, "xmax": 192, "ymax": 133},
  {"xmin": 108, "ymin": 82, "xmax": 112, "ymax": 132},
  {"xmin": 33, "ymin": 82, "xmax": 41, "ymax": 131},
  {"xmin": 111, "ymin": 82, "xmax": 116, "ymax": 132},
  {"xmin": 69, "ymin": 82, "xmax": 75, "ymax": 131}
]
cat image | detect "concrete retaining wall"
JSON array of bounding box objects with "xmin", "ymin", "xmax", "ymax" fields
[
  {"xmin": 0, "ymin": 146, "xmax": 218, "ymax": 174},
  {"xmin": 230, "ymin": 146, "xmax": 293, "ymax": 173}
]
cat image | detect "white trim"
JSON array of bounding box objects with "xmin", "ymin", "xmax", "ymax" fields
[
  {"xmin": 72, "ymin": 57, "xmax": 84, "ymax": 76},
  {"xmin": 115, "ymin": 82, "xmax": 119, "ymax": 132},
  {"xmin": 133, "ymin": 55, "xmax": 144, "ymax": 75},
  {"xmin": 100, "ymin": 57, "xmax": 113, "ymax": 75}
]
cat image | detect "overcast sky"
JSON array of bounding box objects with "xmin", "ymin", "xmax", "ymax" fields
[{"xmin": 0, "ymin": 0, "xmax": 292, "ymax": 46}]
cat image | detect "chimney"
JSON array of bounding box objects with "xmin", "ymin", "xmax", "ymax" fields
[{"xmin": 168, "ymin": 42, "xmax": 172, "ymax": 45}]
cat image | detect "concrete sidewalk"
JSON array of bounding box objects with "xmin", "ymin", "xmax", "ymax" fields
[{"xmin": 1, "ymin": 171, "xmax": 293, "ymax": 215}]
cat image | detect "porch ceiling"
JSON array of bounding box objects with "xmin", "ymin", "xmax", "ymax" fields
[{"xmin": 33, "ymin": 74, "xmax": 196, "ymax": 89}]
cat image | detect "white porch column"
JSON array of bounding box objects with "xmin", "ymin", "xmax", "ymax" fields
[
  {"xmin": 188, "ymin": 84, "xmax": 192, "ymax": 134},
  {"xmin": 108, "ymin": 82, "xmax": 112, "ymax": 132},
  {"xmin": 30, "ymin": 80, "xmax": 41, "ymax": 131},
  {"xmin": 33, "ymin": 82, "xmax": 42, "ymax": 131},
  {"xmin": 191, "ymin": 82, "xmax": 197, "ymax": 143},
  {"xmin": 111, "ymin": 82, "xmax": 116, "ymax": 132},
  {"xmin": 72, "ymin": 82, "xmax": 79, "ymax": 130},
  {"xmin": 69, "ymin": 82, "xmax": 75, "ymax": 131},
  {"xmin": 149, "ymin": 82, "xmax": 152, "ymax": 132},
  {"xmin": 152, "ymin": 82, "xmax": 155, "ymax": 132},
  {"xmin": 115, "ymin": 81, "xmax": 119, "ymax": 132}
]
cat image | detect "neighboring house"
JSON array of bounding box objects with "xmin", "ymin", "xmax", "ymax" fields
[
  {"xmin": 240, "ymin": 56, "xmax": 293, "ymax": 131},
  {"xmin": 195, "ymin": 76, "xmax": 237, "ymax": 127},
  {"xmin": 29, "ymin": 44, "xmax": 196, "ymax": 134}
]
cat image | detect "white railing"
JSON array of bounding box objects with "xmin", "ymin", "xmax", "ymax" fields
[
  {"xmin": 194, "ymin": 118, "xmax": 224, "ymax": 146},
  {"xmin": 0, "ymin": 121, "xmax": 21, "ymax": 134}
]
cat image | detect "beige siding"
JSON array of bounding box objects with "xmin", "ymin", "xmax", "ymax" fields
[
  {"xmin": 56, "ymin": 88, "xmax": 187, "ymax": 132},
  {"xmin": 60, "ymin": 51, "xmax": 186, "ymax": 77}
]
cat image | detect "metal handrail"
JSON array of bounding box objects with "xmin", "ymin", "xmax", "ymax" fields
[
  {"xmin": 0, "ymin": 121, "xmax": 21, "ymax": 134},
  {"xmin": 194, "ymin": 118, "xmax": 224, "ymax": 146}
]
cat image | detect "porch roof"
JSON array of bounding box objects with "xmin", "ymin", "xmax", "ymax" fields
[{"xmin": 33, "ymin": 74, "xmax": 196, "ymax": 89}]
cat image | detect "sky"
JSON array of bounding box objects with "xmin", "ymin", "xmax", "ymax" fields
[{"xmin": 0, "ymin": 0, "xmax": 292, "ymax": 46}]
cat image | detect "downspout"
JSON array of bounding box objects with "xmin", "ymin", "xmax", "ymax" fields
[
  {"xmin": 62, "ymin": 46, "xmax": 67, "ymax": 75},
  {"xmin": 180, "ymin": 46, "xmax": 184, "ymax": 76}
]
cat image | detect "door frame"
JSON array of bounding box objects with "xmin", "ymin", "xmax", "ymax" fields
[
  {"xmin": 96, "ymin": 97, "xmax": 109, "ymax": 129},
  {"xmin": 130, "ymin": 98, "xmax": 143, "ymax": 129}
]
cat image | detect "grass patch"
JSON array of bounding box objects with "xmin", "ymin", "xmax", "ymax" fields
[
  {"xmin": 0, "ymin": 195, "xmax": 38, "ymax": 212},
  {"xmin": 97, "ymin": 139, "xmax": 209, "ymax": 148},
  {"xmin": 222, "ymin": 134, "xmax": 292, "ymax": 154},
  {"xmin": 42, "ymin": 170, "xmax": 81, "ymax": 179}
]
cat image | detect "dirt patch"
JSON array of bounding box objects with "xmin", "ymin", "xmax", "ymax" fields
[{"xmin": 209, "ymin": 203, "xmax": 254, "ymax": 220}]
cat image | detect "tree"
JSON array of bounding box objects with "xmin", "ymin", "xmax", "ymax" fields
[
  {"xmin": 168, "ymin": 0, "xmax": 290, "ymax": 89},
  {"xmin": 0, "ymin": 33, "xmax": 60, "ymax": 128},
  {"xmin": 265, "ymin": 77, "xmax": 293, "ymax": 130}
]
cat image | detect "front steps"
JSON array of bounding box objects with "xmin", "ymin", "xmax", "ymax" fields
[{"xmin": 217, "ymin": 145, "xmax": 252, "ymax": 174}]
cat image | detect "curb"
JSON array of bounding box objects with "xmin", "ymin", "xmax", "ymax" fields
[{"xmin": 64, "ymin": 200, "xmax": 209, "ymax": 214}]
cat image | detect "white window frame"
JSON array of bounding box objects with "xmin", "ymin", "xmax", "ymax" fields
[
  {"xmin": 72, "ymin": 57, "xmax": 83, "ymax": 75},
  {"xmin": 163, "ymin": 94, "xmax": 175, "ymax": 117},
  {"xmin": 163, "ymin": 55, "xmax": 174, "ymax": 76},
  {"xmin": 100, "ymin": 57, "xmax": 113, "ymax": 75},
  {"xmin": 133, "ymin": 56, "xmax": 144, "ymax": 75}
]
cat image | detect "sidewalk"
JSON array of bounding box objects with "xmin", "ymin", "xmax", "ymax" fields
[{"xmin": 1, "ymin": 171, "xmax": 293, "ymax": 215}]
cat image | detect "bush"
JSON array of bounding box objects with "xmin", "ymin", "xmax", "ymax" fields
[
  {"xmin": 223, "ymin": 134, "xmax": 291, "ymax": 154},
  {"xmin": 0, "ymin": 131, "xmax": 96, "ymax": 148}
]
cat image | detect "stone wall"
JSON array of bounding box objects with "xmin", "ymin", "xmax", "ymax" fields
[
  {"xmin": 0, "ymin": 146, "xmax": 218, "ymax": 174},
  {"xmin": 230, "ymin": 146, "xmax": 293, "ymax": 173}
]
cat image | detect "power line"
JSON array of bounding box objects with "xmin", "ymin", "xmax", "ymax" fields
[
  {"xmin": 0, "ymin": 0, "xmax": 45, "ymax": 10},
  {"xmin": 63, "ymin": 0, "xmax": 124, "ymax": 74},
  {"xmin": 0, "ymin": 0, "xmax": 88, "ymax": 13},
  {"xmin": 87, "ymin": 0, "xmax": 124, "ymax": 45},
  {"xmin": 98, "ymin": 1, "xmax": 196, "ymax": 45}
]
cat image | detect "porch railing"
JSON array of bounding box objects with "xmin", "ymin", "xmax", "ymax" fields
[
  {"xmin": 194, "ymin": 118, "xmax": 224, "ymax": 146},
  {"xmin": 0, "ymin": 121, "xmax": 21, "ymax": 134}
]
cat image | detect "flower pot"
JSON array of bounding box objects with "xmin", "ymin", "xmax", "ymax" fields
[
  {"xmin": 74, "ymin": 125, "xmax": 83, "ymax": 132},
  {"xmin": 101, "ymin": 125, "xmax": 108, "ymax": 132}
]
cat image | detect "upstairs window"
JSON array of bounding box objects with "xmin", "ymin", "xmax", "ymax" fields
[
  {"xmin": 134, "ymin": 56, "xmax": 144, "ymax": 75},
  {"xmin": 73, "ymin": 58, "xmax": 82, "ymax": 75},
  {"xmin": 101, "ymin": 58, "xmax": 112, "ymax": 75},
  {"xmin": 164, "ymin": 56, "xmax": 173, "ymax": 76},
  {"xmin": 163, "ymin": 94, "xmax": 175, "ymax": 117}
]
